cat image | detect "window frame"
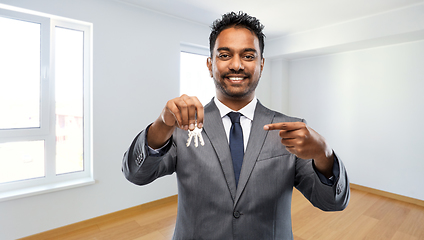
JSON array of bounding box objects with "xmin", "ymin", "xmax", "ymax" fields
[
  {"xmin": 0, "ymin": 5, "xmax": 93, "ymax": 202},
  {"xmin": 180, "ymin": 42, "xmax": 210, "ymax": 57}
]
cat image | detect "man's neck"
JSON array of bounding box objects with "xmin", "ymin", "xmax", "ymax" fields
[{"xmin": 216, "ymin": 94, "xmax": 255, "ymax": 111}]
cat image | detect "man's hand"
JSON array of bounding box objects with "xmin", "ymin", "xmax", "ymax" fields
[
  {"xmin": 148, "ymin": 94, "xmax": 204, "ymax": 149},
  {"xmin": 263, "ymin": 122, "xmax": 334, "ymax": 177},
  {"xmin": 161, "ymin": 94, "xmax": 204, "ymax": 131}
]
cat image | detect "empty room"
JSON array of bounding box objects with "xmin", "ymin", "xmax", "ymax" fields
[{"xmin": 0, "ymin": 0, "xmax": 423, "ymax": 239}]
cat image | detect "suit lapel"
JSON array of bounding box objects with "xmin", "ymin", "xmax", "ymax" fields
[
  {"xmin": 234, "ymin": 101, "xmax": 275, "ymax": 205},
  {"xmin": 203, "ymin": 100, "xmax": 237, "ymax": 201}
]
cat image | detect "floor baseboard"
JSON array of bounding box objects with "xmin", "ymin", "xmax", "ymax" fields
[{"xmin": 350, "ymin": 183, "xmax": 424, "ymax": 207}]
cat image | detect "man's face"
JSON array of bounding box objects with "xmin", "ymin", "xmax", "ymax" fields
[{"xmin": 207, "ymin": 27, "xmax": 264, "ymax": 102}]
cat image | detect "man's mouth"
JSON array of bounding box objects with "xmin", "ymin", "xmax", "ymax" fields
[{"xmin": 228, "ymin": 77, "xmax": 245, "ymax": 81}]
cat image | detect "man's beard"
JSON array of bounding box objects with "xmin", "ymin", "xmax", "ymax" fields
[{"xmin": 213, "ymin": 70, "xmax": 259, "ymax": 99}]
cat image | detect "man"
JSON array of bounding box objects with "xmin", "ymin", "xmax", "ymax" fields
[{"xmin": 122, "ymin": 11, "xmax": 349, "ymax": 240}]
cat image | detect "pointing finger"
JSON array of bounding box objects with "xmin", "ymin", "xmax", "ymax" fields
[{"xmin": 263, "ymin": 122, "xmax": 306, "ymax": 131}]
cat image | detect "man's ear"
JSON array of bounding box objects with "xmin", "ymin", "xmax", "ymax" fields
[
  {"xmin": 259, "ymin": 57, "xmax": 265, "ymax": 78},
  {"xmin": 260, "ymin": 57, "xmax": 265, "ymax": 72},
  {"xmin": 207, "ymin": 57, "xmax": 213, "ymax": 78}
]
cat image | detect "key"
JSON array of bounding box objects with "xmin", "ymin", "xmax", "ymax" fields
[{"xmin": 186, "ymin": 124, "xmax": 204, "ymax": 147}]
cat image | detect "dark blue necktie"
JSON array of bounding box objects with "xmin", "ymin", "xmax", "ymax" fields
[{"xmin": 228, "ymin": 112, "xmax": 244, "ymax": 187}]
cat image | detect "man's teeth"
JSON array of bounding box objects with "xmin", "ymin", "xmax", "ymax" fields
[{"xmin": 228, "ymin": 77, "xmax": 244, "ymax": 81}]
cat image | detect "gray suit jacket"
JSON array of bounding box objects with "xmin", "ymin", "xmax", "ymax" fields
[{"xmin": 122, "ymin": 100, "xmax": 350, "ymax": 240}]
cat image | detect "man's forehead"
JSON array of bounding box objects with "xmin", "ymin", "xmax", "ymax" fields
[{"xmin": 214, "ymin": 27, "xmax": 260, "ymax": 51}]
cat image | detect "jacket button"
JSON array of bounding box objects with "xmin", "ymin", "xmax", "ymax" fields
[
  {"xmin": 336, "ymin": 184, "xmax": 342, "ymax": 195},
  {"xmin": 233, "ymin": 211, "xmax": 241, "ymax": 219}
]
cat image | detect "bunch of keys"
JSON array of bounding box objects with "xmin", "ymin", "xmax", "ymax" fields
[{"xmin": 186, "ymin": 123, "xmax": 204, "ymax": 147}]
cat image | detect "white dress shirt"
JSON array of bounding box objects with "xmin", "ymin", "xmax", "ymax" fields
[{"xmin": 214, "ymin": 97, "xmax": 257, "ymax": 151}]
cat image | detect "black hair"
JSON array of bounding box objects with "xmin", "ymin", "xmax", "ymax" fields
[{"xmin": 209, "ymin": 11, "xmax": 265, "ymax": 58}]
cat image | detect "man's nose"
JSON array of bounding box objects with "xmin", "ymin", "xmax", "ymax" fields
[{"xmin": 229, "ymin": 55, "xmax": 244, "ymax": 71}]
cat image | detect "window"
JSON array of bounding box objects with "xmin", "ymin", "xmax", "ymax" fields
[
  {"xmin": 180, "ymin": 43, "xmax": 215, "ymax": 106},
  {"xmin": 0, "ymin": 5, "xmax": 93, "ymax": 201}
]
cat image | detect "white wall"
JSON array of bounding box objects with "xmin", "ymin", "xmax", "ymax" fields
[
  {"xmin": 0, "ymin": 0, "xmax": 210, "ymax": 239},
  {"xmin": 289, "ymin": 40, "xmax": 424, "ymax": 201},
  {"xmin": 263, "ymin": 3, "xmax": 424, "ymax": 201},
  {"xmin": 256, "ymin": 59, "xmax": 290, "ymax": 113}
]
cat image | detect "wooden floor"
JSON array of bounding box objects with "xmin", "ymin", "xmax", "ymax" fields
[{"xmin": 21, "ymin": 187, "xmax": 424, "ymax": 240}]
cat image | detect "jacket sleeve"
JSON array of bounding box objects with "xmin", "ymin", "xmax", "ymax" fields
[
  {"xmin": 295, "ymin": 152, "xmax": 350, "ymax": 211},
  {"xmin": 122, "ymin": 125, "xmax": 177, "ymax": 186}
]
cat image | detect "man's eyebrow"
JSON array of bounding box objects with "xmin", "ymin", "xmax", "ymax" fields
[
  {"xmin": 243, "ymin": 48, "xmax": 257, "ymax": 53},
  {"xmin": 217, "ymin": 47, "xmax": 230, "ymax": 52},
  {"xmin": 216, "ymin": 47, "xmax": 257, "ymax": 53}
]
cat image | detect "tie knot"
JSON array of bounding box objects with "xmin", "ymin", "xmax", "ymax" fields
[{"xmin": 227, "ymin": 112, "xmax": 241, "ymax": 124}]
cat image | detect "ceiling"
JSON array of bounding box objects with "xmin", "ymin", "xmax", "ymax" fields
[{"xmin": 115, "ymin": 0, "xmax": 423, "ymax": 39}]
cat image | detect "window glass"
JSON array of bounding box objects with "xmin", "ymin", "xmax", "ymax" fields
[
  {"xmin": 0, "ymin": 141, "xmax": 45, "ymax": 184},
  {"xmin": 55, "ymin": 27, "xmax": 84, "ymax": 174},
  {"xmin": 0, "ymin": 16, "xmax": 40, "ymax": 129}
]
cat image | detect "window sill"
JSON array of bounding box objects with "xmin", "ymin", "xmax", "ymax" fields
[{"xmin": 0, "ymin": 177, "xmax": 95, "ymax": 202}]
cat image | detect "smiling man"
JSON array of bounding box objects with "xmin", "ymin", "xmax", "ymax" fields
[
  {"xmin": 122, "ymin": 12, "xmax": 350, "ymax": 240},
  {"xmin": 207, "ymin": 26, "xmax": 263, "ymax": 110}
]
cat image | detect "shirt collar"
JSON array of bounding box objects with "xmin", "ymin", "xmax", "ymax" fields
[{"xmin": 214, "ymin": 97, "xmax": 257, "ymax": 121}]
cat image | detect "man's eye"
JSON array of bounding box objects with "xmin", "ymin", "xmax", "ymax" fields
[
  {"xmin": 244, "ymin": 55, "xmax": 255, "ymax": 60},
  {"xmin": 219, "ymin": 54, "xmax": 230, "ymax": 59}
]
